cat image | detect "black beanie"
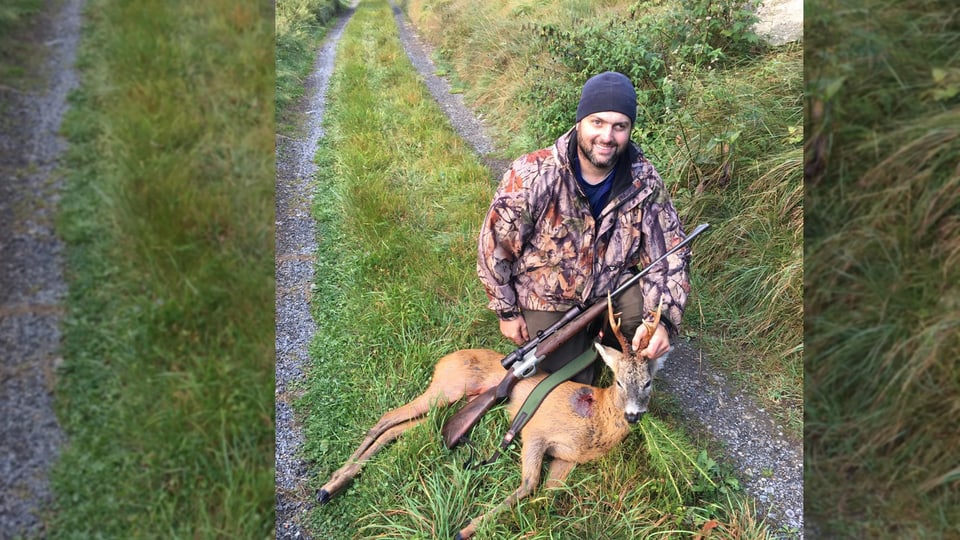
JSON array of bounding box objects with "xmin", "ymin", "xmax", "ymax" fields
[{"xmin": 575, "ymin": 71, "xmax": 637, "ymax": 125}]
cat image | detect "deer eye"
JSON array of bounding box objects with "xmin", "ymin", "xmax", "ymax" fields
[
  {"xmin": 644, "ymin": 381, "xmax": 652, "ymax": 389},
  {"xmin": 616, "ymin": 380, "xmax": 623, "ymax": 389}
]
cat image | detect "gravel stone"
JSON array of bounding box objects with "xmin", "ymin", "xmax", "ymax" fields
[
  {"xmin": 0, "ymin": 0, "xmax": 83, "ymax": 538},
  {"xmin": 0, "ymin": 1, "xmax": 84, "ymax": 537},
  {"xmin": 660, "ymin": 343, "xmax": 803, "ymax": 535},
  {"xmin": 754, "ymin": 0, "xmax": 803, "ymax": 46}
]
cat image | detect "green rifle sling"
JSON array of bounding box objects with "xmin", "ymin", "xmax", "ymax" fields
[
  {"xmin": 477, "ymin": 346, "xmax": 598, "ymax": 466},
  {"xmin": 514, "ymin": 346, "xmax": 599, "ymax": 434}
]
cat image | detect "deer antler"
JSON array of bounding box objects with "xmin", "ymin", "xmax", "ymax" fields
[
  {"xmin": 607, "ymin": 294, "xmax": 665, "ymax": 355},
  {"xmin": 606, "ymin": 293, "xmax": 633, "ymax": 356},
  {"xmin": 635, "ymin": 296, "xmax": 664, "ymax": 351}
]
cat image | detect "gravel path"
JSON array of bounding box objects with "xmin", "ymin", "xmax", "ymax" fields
[
  {"xmin": 389, "ymin": 3, "xmax": 508, "ymax": 174},
  {"xmin": 274, "ymin": 6, "xmax": 357, "ymax": 539},
  {"xmin": 660, "ymin": 343, "xmax": 803, "ymax": 535},
  {"xmin": 274, "ymin": 2, "xmax": 803, "ymax": 538},
  {"xmin": 0, "ymin": 0, "xmax": 84, "ymax": 537}
]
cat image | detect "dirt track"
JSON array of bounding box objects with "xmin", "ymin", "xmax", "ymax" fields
[{"xmin": 274, "ymin": 5, "xmax": 357, "ymax": 538}]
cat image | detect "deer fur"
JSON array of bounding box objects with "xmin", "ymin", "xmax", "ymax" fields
[{"xmin": 317, "ymin": 297, "xmax": 667, "ymax": 539}]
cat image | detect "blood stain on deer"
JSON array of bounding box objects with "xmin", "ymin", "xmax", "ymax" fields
[{"xmin": 571, "ymin": 387, "xmax": 596, "ymax": 417}]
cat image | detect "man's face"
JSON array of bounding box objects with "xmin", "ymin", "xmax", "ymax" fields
[{"xmin": 576, "ymin": 111, "xmax": 632, "ymax": 171}]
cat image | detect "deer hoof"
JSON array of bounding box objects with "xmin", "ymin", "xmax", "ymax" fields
[
  {"xmin": 453, "ymin": 519, "xmax": 473, "ymax": 540},
  {"xmin": 317, "ymin": 489, "xmax": 331, "ymax": 504},
  {"xmin": 453, "ymin": 519, "xmax": 472, "ymax": 540}
]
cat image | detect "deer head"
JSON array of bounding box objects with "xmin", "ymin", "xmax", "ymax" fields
[{"xmin": 594, "ymin": 294, "xmax": 668, "ymax": 424}]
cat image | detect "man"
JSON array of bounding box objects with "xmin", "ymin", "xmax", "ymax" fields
[{"xmin": 477, "ymin": 71, "xmax": 690, "ymax": 384}]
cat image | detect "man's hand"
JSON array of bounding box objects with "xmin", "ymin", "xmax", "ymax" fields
[
  {"xmin": 500, "ymin": 316, "xmax": 529, "ymax": 346},
  {"xmin": 632, "ymin": 323, "xmax": 670, "ymax": 359}
]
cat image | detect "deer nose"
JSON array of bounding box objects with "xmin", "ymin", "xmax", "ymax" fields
[{"xmin": 625, "ymin": 411, "xmax": 642, "ymax": 424}]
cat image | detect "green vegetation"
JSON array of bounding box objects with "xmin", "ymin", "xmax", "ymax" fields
[
  {"xmin": 51, "ymin": 0, "xmax": 274, "ymax": 536},
  {"xmin": 805, "ymin": 0, "xmax": 960, "ymax": 536},
  {"xmin": 276, "ymin": 0, "xmax": 347, "ymax": 129},
  {"xmin": 0, "ymin": 0, "xmax": 43, "ymax": 37},
  {"xmin": 0, "ymin": 0, "xmax": 44, "ymax": 86},
  {"xmin": 405, "ymin": 0, "xmax": 803, "ymax": 432},
  {"xmin": 298, "ymin": 0, "xmax": 781, "ymax": 537},
  {"xmin": 0, "ymin": 0, "xmax": 41, "ymax": 27}
]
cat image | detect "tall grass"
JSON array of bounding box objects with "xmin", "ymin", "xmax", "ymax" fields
[
  {"xmin": 52, "ymin": 0, "xmax": 274, "ymax": 536},
  {"xmin": 0, "ymin": 0, "xmax": 44, "ymax": 85},
  {"xmin": 805, "ymin": 0, "xmax": 960, "ymax": 535},
  {"xmin": 301, "ymin": 1, "xmax": 768, "ymax": 538},
  {"xmin": 403, "ymin": 0, "xmax": 803, "ymax": 433},
  {"xmin": 0, "ymin": 0, "xmax": 42, "ymax": 39},
  {"xmin": 276, "ymin": 0, "xmax": 346, "ymax": 129}
]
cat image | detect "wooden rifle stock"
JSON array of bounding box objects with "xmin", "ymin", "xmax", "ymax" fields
[
  {"xmin": 441, "ymin": 223, "xmax": 709, "ymax": 449},
  {"xmin": 441, "ymin": 371, "xmax": 519, "ymax": 448}
]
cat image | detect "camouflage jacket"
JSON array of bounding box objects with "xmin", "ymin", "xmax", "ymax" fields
[{"xmin": 477, "ymin": 127, "xmax": 691, "ymax": 334}]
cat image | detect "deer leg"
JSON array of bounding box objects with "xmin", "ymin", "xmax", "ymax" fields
[
  {"xmin": 349, "ymin": 390, "xmax": 452, "ymax": 461},
  {"xmin": 318, "ymin": 416, "xmax": 428, "ymax": 503},
  {"xmin": 319, "ymin": 394, "xmax": 444, "ymax": 503},
  {"xmin": 345, "ymin": 353, "xmax": 487, "ymax": 462},
  {"xmin": 455, "ymin": 442, "xmax": 546, "ymax": 540},
  {"xmin": 320, "ymin": 372, "xmax": 470, "ymax": 504},
  {"xmin": 543, "ymin": 458, "xmax": 576, "ymax": 490}
]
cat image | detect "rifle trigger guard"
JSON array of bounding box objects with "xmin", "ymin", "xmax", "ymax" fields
[
  {"xmin": 512, "ymin": 349, "xmax": 541, "ymax": 378},
  {"xmin": 516, "ymin": 363, "xmax": 536, "ymax": 378}
]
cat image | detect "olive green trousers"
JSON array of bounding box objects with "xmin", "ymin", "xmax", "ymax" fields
[{"xmin": 522, "ymin": 280, "xmax": 645, "ymax": 385}]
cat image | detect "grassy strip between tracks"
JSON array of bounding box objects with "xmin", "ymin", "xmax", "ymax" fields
[
  {"xmin": 51, "ymin": 0, "xmax": 274, "ymax": 536},
  {"xmin": 298, "ymin": 1, "xmax": 775, "ymax": 538}
]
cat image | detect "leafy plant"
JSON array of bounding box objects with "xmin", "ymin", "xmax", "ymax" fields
[{"xmin": 520, "ymin": 0, "xmax": 765, "ymax": 143}]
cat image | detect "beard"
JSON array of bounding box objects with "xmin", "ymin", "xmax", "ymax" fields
[{"xmin": 577, "ymin": 130, "xmax": 626, "ymax": 170}]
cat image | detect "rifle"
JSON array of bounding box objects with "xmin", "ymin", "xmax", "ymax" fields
[{"xmin": 441, "ymin": 223, "xmax": 710, "ymax": 448}]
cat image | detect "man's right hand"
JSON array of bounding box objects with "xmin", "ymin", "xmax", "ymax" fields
[{"xmin": 499, "ymin": 316, "xmax": 529, "ymax": 346}]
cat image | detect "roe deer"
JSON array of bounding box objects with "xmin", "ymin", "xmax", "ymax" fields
[{"xmin": 317, "ymin": 296, "xmax": 668, "ymax": 539}]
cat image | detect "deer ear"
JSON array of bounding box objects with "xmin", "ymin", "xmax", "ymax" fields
[{"xmin": 594, "ymin": 342, "xmax": 619, "ymax": 370}]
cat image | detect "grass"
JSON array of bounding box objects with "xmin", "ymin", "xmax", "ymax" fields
[
  {"xmin": 668, "ymin": 46, "xmax": 804, "ymax": 431},
  {"xmin": 805, "ymin": 0, "xmax": 960, "ymax": 536},
  {"xmin": 0, "ymin": 0, "xmax": 42, "ymax": 27},
  {"xmin": 50, "ymin": 0, "xmax": 275, "ymax": 536},
  {"xmin": 0, "ymin": 0, "xmax": 45, "ymax": 89},
  {"xmin": 275, "ymin": 0, "xmax": 346, "ymax": 131},
  {"xmin": 298, "ymin": 0, "xmax": 770, "ymax": 538}
]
